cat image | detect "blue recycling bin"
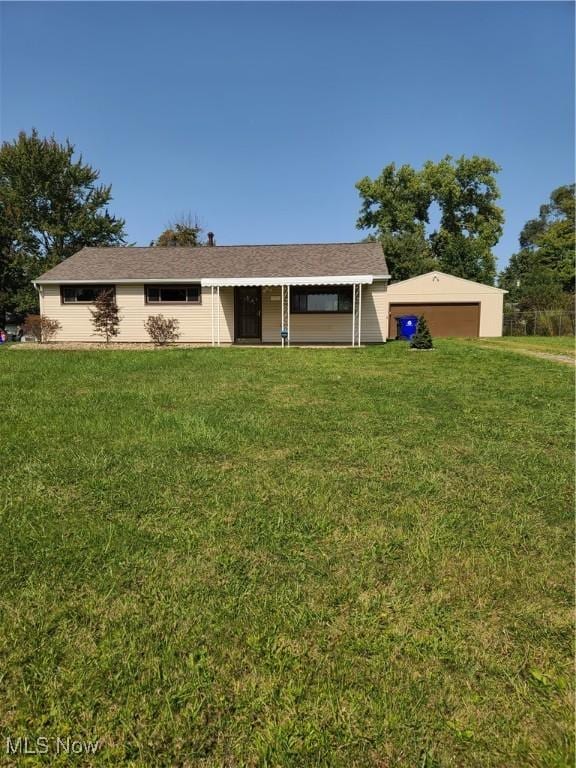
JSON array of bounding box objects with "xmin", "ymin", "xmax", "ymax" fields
[{"xmin": 396, "ymin": 315, "xmax": 419, "ymax": 341}]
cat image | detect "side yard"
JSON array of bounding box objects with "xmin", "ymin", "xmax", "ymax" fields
[
  {"xmin": 475, "ymin": 335, "xmax": 575, "ymax": 358},
  {"xmin": 0, "ymin": 341, "xmax": 573, "ymax": 767}
]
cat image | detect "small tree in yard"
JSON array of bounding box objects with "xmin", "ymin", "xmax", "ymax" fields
[
  {"xmin": 144, "ymin": 314, "xmax": 180, "ymax": 345},
  {"xmin": 410, "ymin": 315, "xmax": 433, "ymax": 349},
  {"xmin": 90, "ymin": 289, "xmax": 120, "ymax": 342},
  {"xmin": 23, "ymin": 314, "xmax": 61, "ymax": 343}
]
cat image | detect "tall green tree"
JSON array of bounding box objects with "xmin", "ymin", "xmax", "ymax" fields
[
  {"xmin": 423, "ymin": 156, "xmax": 504, "ymax": 284},
  {"xmin": 356, "ymin": 163, "xmax": 436, "ymax": 281},
  {"xmin": 499, "ymin": 184, "xmax": 575, "ymax": 309},
  {"xmin": 0, "ymin": 129, "xmax": 126, "ymax": 322},
  {"xmin": 356, "ymin": 155, "xmax": 504, "ymax": 284},
  {"xmin": 153, "ymin": 213, "xmax": 204, "ymax": 247}
]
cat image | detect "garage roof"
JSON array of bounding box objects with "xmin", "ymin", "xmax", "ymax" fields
[{"xmin": 388, "ymin": 271, "xmax": 507, "ymax": 292}]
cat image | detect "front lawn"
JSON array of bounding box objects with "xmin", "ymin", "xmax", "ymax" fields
[{"xmin": 0, "ymin": 342, "xmax": 573, "ymax": 767}]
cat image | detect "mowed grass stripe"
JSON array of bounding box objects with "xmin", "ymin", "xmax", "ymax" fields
[{"xmin": 472, "ymin": 335, "xmax": 575, "ymax": 358}]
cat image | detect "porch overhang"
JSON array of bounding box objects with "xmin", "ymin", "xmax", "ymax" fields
[
  {"xmin": 201, "ymin": 275, "xmax": 377, "ymax": 288},
  {"xmin": 209, "ymin": 278, "xmax": 374, "ymax": 348}
]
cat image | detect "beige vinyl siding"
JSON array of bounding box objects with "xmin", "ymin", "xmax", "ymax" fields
[
  {"xmin": 41, "ymin": 284, "xmax": 234, "ymax": 342},
  {"xmin": 289, "ymin": 313, "xmax": 354, "ymax": 344},
  {"xmin": 41, "ymin": 281, "xmax": 390, "ymax": 344},
  {"xmin": 41, "ymin": 285, "xmax": 95, "ymax": 341},
  {"xmin": 361, "ymin": 281, "xmax": 387, "ymax": 342},
  {"xmin": 261, "ymin": 287, "xmax": 282, "ymax": 343},
  {"xmin": 261, "ymin": 283, "xmax": 387, "ymax": 344}
]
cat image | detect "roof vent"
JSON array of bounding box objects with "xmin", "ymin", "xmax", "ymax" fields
[{"xmin": 207, "ymin": 232, "xmax": 215, "ymax": 247}]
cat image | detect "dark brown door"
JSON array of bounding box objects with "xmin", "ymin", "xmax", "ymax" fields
[
  {"xmin": 235, "ymin": 287, "xmax": 262, "ymax": 341},
  {"xmin": 388, "ymin": 303, "xmax": 480, "ymax": 338}
]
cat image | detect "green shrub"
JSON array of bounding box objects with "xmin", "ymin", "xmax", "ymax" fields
[
  {"xmin": 144, "ymin": 315, "xmax": 180, "ymax": 345},
  {"xmin": 23, "ymin": 314, "xmax": 61, "ymax": 343},
  {"xmin": 410, "ymin": 315, "xmax": 433, "ymax": 349}
]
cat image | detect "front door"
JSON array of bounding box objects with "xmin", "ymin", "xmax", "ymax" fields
[{"xmin": 235, "ymin": 287, "xmax": 261, "ymax": 341}]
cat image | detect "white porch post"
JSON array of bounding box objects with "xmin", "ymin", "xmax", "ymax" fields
[
  {"xmin": 217, "ymin": 286, "xmax": 221, "ymax": 346},
  {"xmin": 351, "ymin": 283, "xmax": 362, "ymax": 347},
  {"xmin": 211, "ymin": 286, "xmax": 215, "ymax": 346},
  {"xmin": 358, "ymin": 284, "xmax": 362, "ymax": 346},
  {"xmin": 287, "ymin": 285, "xmax": 290, "ymax": 347},
  {"xmin": 352, "ymin": 283, "xmax": 356, "ymax": 346},
  {"xmin": 281, "ymin": 285, "xmax": 285, "ymax": 348},
  {"xmin": 281, "ymin": 285, "xmax": 290, "ymax": 348}
]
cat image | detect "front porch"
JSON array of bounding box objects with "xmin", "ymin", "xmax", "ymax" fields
[{"xmin": 206, "ymin": 277, "xmax": 371, "ymax": 347}]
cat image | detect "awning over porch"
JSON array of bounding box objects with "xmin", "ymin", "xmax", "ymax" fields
[
  {"xmin": 201, "ymin": 275, "xmax": 375, "ymax": 287},
  {"xmin": 209, "ymin": 279, "xmax": 367, "ymax": 347}
]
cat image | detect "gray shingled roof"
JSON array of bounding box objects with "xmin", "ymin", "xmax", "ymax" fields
[{"xmin": 35, "ymin": 243, "xmax": 388, "ymax": 282}]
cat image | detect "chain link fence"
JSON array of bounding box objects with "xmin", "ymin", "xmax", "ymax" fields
[{"xmin": 503, "ymin": 310, "xmax": 575, "ymax": 336}]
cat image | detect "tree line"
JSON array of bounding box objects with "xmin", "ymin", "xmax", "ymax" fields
[{"xmin": 0, "ymin": 129, "xmax": 573, "ymax": 325}]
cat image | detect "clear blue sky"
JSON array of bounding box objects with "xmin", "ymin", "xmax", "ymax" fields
[{"xmin": 1, "ymin": 2, "xmax": 574, "ymax": 270}]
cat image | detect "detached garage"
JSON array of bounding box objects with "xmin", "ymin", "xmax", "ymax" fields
[{"xmin": 386, "ymin": 271, "xmax": 506, "ymax": 339}]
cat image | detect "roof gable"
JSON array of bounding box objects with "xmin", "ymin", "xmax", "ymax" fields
[{"xmin": 388, "ymin": 271, "xmax": 506, "ymax": 294}]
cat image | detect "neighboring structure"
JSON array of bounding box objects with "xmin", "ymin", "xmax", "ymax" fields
[
  {"xmin": 386, "ymin": 271, "xmax": 506, "ymax": 338},
  {"xmin": 33, "ymin": 243, "xmax": 505, "ymax": 344}
]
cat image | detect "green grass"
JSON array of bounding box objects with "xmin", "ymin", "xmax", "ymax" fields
[
  {"xmin": 477, "ymin": 336, "xmax": 575, "ymax": 357},
  {"xmin": 0, "ymin": 342, "xmax": 573, "ymax": 767}
]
